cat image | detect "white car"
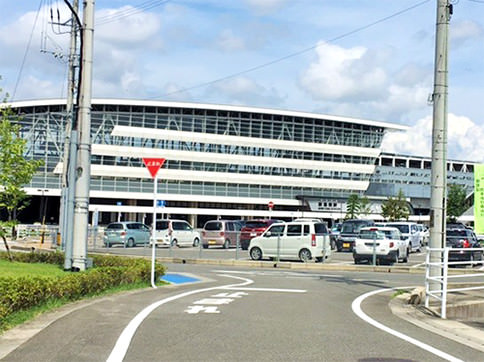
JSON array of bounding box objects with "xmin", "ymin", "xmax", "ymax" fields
[
  {"xmin": 353, "ymin": 226, "xmax": 409, "ymax": 265},
  {"xmin": 155, "ymin": 219, "xmax": 200, "ymax": 247},
  {"xmin": 248, "ymin": 221, "xmax": 331, "ymax": 262},
  {"xmin": 385, "ymin": 221, "xmax": 422, "ymax": 252}
]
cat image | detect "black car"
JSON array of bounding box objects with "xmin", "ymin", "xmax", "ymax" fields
[
  {"xmin": 337, "ymin": 219, "xmax": 374, "ymax": 252},
  {"xmin": 446, "ymin": 228, "xmax": 483, "ymax": 266}
]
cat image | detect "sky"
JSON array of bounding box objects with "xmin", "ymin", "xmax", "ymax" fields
[{"xmin": 0, "ymin": 0, "xmax": 483, "ymax": 162}]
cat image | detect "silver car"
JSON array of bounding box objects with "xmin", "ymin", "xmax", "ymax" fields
[{"xmin": 103, "ymin": 222, "xmax": 151, "ymax": 247}]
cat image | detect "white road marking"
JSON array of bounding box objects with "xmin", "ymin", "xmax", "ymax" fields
[
  {"xmin": 106, "ymin": 275, "xmax": 253, "ymax": 362},
  {"xmin": 185, "ymin": 306, "xmax": 220, "ymax": 314},
  {"xmin": 107, "ymin": 274, "xmax": 307, "ymax": 362},
  {"xmin": 212, "ymin": 292, "xmax": 248, "ymax": 298},
  {"xmin": 193, "ymin": 298, "xmax": 234, "ymax": 305},
  {"xmin": 224, "ymin": 287, "xmax": 306, "ymax": 293},
  {"xmin": 351, "ymin": 287, "xmax": 463, "ymax": 362}
]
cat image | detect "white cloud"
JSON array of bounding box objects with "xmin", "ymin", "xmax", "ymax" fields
[
  {"xmin": 382, "ymin": 113, "xmax": 484, "ymax": 162},
  {"xmin": 245, "ymin": 0, "xmax": 288, "ymax": 15},
  {"xmin": 96, "ymin": 6, "xmax": 162, "ymax": 45},
  {"xmin": 215, "ymin": 29, "xmax": 245, "ymax": 51},
  {"xmin": 300, "ymin": 42, "xmax": 387, "ymax": 102},
  {"xmin": 451, "ymin": 20, "xmax": 483, "ymax": 43},
  {"xmin": 299, "ymin": 42, "xmax": 433, "ymax": 121},
  {"xmin": 206, "ymin": 76, "xmax": 285, "ymax": 106}
]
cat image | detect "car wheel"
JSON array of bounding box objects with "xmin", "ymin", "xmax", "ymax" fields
[
  {"xmin": 402, "ymin": 249, "xmax": 409, "ymax": 263},
  {"xmin": 392, "ymin": 252, "xmax": 398, "ymax": 265},
  {"xmin": 299, "ymin": 248, "xmax": 312, "ymax": 263},
  {"xmin": 127, "ymin": 238, "xmax": 135, "ymax": 248},
  {"xmin": 105, "ymin": 242, "xmax": 110, "ymax": 248},
  {"xmin": 171, "ymin": 239, "xmax": 178, "ymax": 247},
  {"xmin": 223, "ymin": 239, "xmax": 230, "ymax": 249},
  {"xmin": 250, "ymin": 247, "xmax": 262, "ymax": 260},
  {"xmin": 354, "ymin": 257, "xmax": 360, "ymax": 264},
  {"xmin": 193, "ymin": 237, "xmax": 200, "ymax": 247},
  {"xmin": 315, "ymin": 256, "xmax": 323, "ymax": 263},
  {"xmin": 202, "ymin": 244, "xmax": 208, "ymax": 249}
]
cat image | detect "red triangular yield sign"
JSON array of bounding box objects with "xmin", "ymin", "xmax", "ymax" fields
[{"xmin": 142, "ymin": 158, "xmax": 166, "ymax": 179}]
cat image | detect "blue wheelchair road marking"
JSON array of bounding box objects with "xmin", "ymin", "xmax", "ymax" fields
[{"xmin": 161, "ymin": 273, "xmax": 200, "ymax": 284}]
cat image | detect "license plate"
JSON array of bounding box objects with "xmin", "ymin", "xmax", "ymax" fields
[
  {"xmin": 343, "ymin": 243, "xmax": 350, "ymax": 248},
  {"xmin": 209, "ymin": 240, "xmax": 217, "ymax": 245}
]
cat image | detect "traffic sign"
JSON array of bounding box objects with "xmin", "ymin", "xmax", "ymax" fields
[
  {"xmin": 157, "ymin": 200, "xmax": 166, "ymax": 207},
  {"xmin": 268, "ymin": 201, "xmax": 274, "ymax": 209},
  {"xmin": 142, "ymin": 158, "xmax": 166, "ymax": 179}
]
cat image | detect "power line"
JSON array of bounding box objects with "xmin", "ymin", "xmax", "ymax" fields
[
  {"xmin": 97, "ymin": 0, "xmax": 170, "ymax": 26},
  {"xmin": 12, "ymin": 0, "xmax": 45, "ymax": 101},
  {"xmin": 154, "ymin": 0, "xmax": 432, "ymax": 99}
]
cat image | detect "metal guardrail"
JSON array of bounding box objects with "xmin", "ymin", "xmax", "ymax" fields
[{"xmin": 425, "ymin": 247, "xmax": 484, "ymax": 319}]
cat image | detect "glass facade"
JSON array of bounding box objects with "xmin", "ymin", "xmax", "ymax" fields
[{"xmin": 11, "ymin": 100, "xmax": 395, "ymax": 206}]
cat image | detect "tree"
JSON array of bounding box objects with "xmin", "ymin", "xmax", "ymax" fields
[
  {"xmin": 447, "ymin": 183, "xmax": 467, "ymax": 223},
  {"xmin": 359, "ymin": 196, "xmax": 371, "ymax": 216},
  {"xmin": 345, "ymin": 194, "xmax": 361, "ymax": 219},
  {"xmin": 381, "ymin": 189, "xmax": 410, "ymax": 221},
  {"xmin": 0, "ymin": 87, "xmax": 43, "ymax": 241}
]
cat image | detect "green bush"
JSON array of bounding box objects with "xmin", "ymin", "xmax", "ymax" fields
[{"xmin": 0, "ymin": 251, "xmax": 165, "ymax": 329}]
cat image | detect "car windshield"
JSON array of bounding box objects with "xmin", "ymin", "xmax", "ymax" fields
[
  {"xmin": 244, "ymin": 221, "xmax": 269, "ymax": 229},
  {"xmin": 447, "ymin": 230, "xmax": 468, "ymax": 237},
  {"xmin": 107, "ymin": 223, "xmax": 123, "ymax": 230},
  {"xmin": 205, "ymin": 222, "xmax": 222, "ymax": 231},
  {"xmin": 314, "ymin": 223, "xmax": 328, "ymax": 235},
  {"xmin": 390, "ymin": 224, "xmax": 409, "ymax": 234},
  {"xmin": 156, "ymin": 221, "xmax": 169, "ymax": 230},
  {"xmin": 342, "ymin": 222, "xmax": 367, "ymax": 233},
  {"xmin": 359, "ymin": 230, "xmax": 384, "ymax": 240}
]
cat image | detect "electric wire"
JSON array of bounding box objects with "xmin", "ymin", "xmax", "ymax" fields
[
  {"xmin": 96, "ymin": 0, "xmax": 170, "ymax": 26},
  {"xmin": 153, "ymin": 0, "xmax": 432, "ymax": 99},
  {"xmin": 12, "ymin": 0, "xmax": 45, "ymax": 101}
]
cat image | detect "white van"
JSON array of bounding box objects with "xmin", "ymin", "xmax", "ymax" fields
[
  {"xmin": 385, "ymin": 221, "xmax": 422, "ymax": 252},
  {"xmin": 248, "ymin": 221, "xmax": 331, "ymax": 262},
  {"xmin": 155, "ymin": 219, "xmax": 200, "ymax": 247}
]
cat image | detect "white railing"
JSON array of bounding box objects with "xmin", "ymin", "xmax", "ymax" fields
[{"xmin": 425, "ymin": 247, "xmax": 484, "ymax": 319}]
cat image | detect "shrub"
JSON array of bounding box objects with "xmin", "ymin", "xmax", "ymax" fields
[{"xmin": 0, "ymin": 251, "xmax": 165, "ymax": 329}]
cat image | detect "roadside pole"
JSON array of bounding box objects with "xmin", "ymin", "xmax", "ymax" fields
[{"xmin": 142, "ymin": 158, "xmax": 166, "ymax": 289}]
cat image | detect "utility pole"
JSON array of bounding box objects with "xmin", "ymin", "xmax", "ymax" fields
[
  {"xmin": 62, "ymin": 0, "xmax": 79, "ymax": 271},
  {"xmin": 72, "ymin": 0, "xmax": 95, "ymax": 271},
  {"xmin": 429, "ymin": 0, "xmax": 451, "ymax": 286}
]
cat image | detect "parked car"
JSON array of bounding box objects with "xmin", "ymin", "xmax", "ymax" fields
[
  {"xmin": 201, "ymin": 220, "xmax": 243, "ymax": 248},
  {"xmin": 446, "ymin": 228, "xmax": 483, "ymax": 266},
  {"xmin": 416, "ymin": 224, "xmax": 429, "ymax": 245},
  {"xmin": 329, "ymin": 223, "xmax": 342, "ymax": 250},
  {"xmin": 240, "ymin": 219, "xmax": 284, "ymax": 250},
  {"xmin": 353, "ymin": 226, "xmax": 409, "ymax": 265},
  {"xmin": 103, "ymin": 221, "xmax": 151, "ymax": 247},
  {"xmin": 337, "ymin": 219, "xmax": 375, "ymax": 252},
  {"xmin": 386, "ymin": 222, "xmax": 422, "ymax": 252},
  {"xmin": 248, "ymin": 221, "xmax": 331, "ymax": 262},
  {"xmin": 155, "ymin": 219, "xmax": 200, "ymax": 247}
]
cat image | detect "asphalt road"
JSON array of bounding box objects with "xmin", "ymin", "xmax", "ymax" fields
[{"xmin": 2, "ymin": 264, "xmax": 483, "ymax": 361}]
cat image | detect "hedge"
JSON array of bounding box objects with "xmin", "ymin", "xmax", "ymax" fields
[{"xmin": 0, "ymin": 251, "xmax": 165, "ymax": 328}]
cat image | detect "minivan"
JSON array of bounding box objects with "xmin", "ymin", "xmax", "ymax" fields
[
  {"xmin": 337, "ymin": 219, "xmax": 375, "ymax": 252},
  {"xmin": 103, "ymin": 222, "xmax": 151, "ymax": 247},
  {"xmin": 155, "ymin": 219, "xmax": 200, "ymax": 247},
  {"xmin": 202, "ymin": 220, "xmax": 243, "ymax": 248},
  {"xmin": 386, "ymin": 222, "xmax": 422, "ymax": 252},
  {"xmin": 248, "ymin": 221, "xmax": 331, "ymax": 262}
]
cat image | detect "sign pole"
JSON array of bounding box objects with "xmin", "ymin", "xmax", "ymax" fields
[
  {"xmin": 150, "ymin": 174, "xmax": 158, "ymax": 288},
  {"xmin": 142, "ymin": 157, "xmax": 165, "ymax": 289}
]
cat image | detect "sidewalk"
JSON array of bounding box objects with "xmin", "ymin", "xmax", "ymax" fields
[{"xmin": 390, "ymin": 291, "xmax": 484, "ymax": 353}]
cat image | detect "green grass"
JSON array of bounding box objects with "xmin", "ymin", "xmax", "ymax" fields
[
  {"xmin": 0, "ymin": 281, "xmax": 153, "ymax": 333},
  {"xmin": 0, "ymin": 260, "xmax": 166, "ymax": 334},
  {"xmin": 0, "ymin": 259, "xmax": 66, "ymax": 277}
]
